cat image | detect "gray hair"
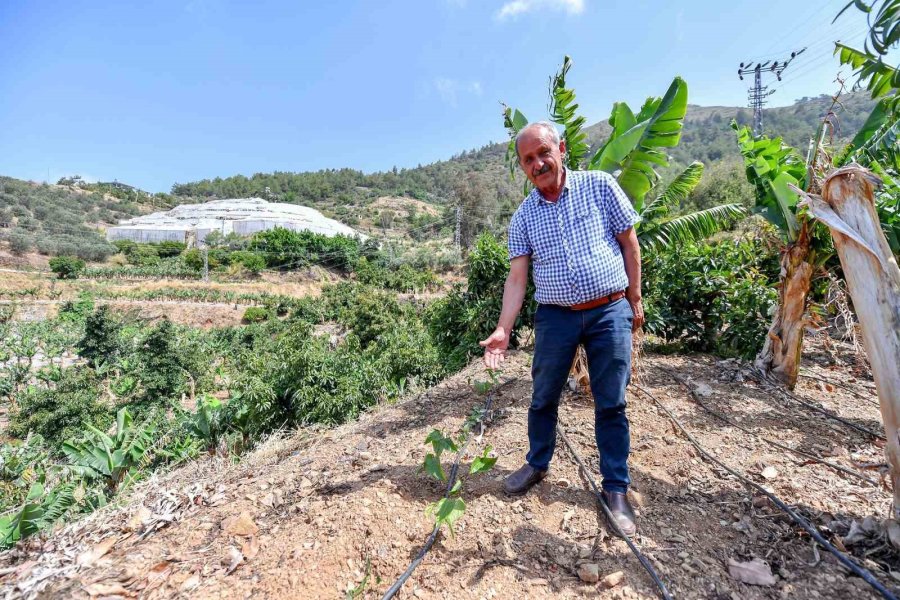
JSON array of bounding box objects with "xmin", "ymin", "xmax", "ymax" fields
[{"xmin": 514, "ymin": 121, "xmax": 561, "ymax": 158}]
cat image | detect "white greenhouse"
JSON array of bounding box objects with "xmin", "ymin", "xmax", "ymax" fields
[{"xmin": 106, "ymin": 198, "xmax": 365, "ymax": 245}]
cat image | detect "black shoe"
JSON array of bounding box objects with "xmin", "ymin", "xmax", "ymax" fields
[
  {"xmin": 503, "ymin": 464, "xmax": 547, "ymax": 495},
  {"xmin": 601, "ymin": 491, "xmax": 636, "ymax": 538}
]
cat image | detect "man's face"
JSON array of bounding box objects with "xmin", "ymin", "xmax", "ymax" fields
[{"xmin": 517, "ymin": 127, "xmax": 566, "ymax": 192}]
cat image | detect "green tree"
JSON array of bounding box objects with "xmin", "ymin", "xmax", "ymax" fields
[
  {"xmin": 48, "ymin": 256, "xmax": 85, "ymax": 279},
  {"xmin": 8, "ymin": 232, "xmax": 32, "ymax": 255},
  {"xmin": 135, "ymin": 319, "xmax": 187, "ymax": 405},
  {"xmin": 77, "ymin": 306, "xmax": 122, "ymax": 368}
]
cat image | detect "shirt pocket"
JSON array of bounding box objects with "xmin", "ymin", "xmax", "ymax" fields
[{"xmin": 574, "ymin": 204, "xmax": 607, "ymax": 248}]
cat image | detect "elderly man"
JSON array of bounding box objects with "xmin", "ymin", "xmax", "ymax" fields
[{"xmin": 479, "ymin": 121, "xmax": 644, "ymax": 537}]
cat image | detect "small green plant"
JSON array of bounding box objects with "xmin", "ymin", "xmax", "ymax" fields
[
  {"xmin": 186, "ymin": 395, "xmax": 226, "ymax": 454},
  {"xmin": 420, "ymin": 422, "xmax": 497, "ymax": 535},
  {"xmin": 62, "ymin": 407, "xmax": 153, "ymax": 496},
  {"xmin": 0, "ymin": 482, "xmax": 75, "ymax": 548},
  {"xmin": 344, "ymin": 557, "xmax": 373, "ymax": 600},
  {"xmin": 242, "ymin": 306, "xmax": 272, "ymax": 323},
  {"xmin": 48, "ymin": 256, "xmax": 85, "ymax": 279}
]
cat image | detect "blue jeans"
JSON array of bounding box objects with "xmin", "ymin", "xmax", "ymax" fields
[{"xmin": 527, "ymin": 298, "xmax": 633, "ymax": 493}]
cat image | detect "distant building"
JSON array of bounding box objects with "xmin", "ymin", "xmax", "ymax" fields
[{"xmin": 106, "ymin": 198, "xmax": 365, "ymax": 245}]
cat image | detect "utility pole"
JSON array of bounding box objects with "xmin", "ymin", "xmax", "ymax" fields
[
  {"xmin": 202, "ymin": 246, "xmax": 209, "ymax": 282},
  {"xmin": 454, "ymin": 206, "xmax": 462, "ymax": 252},
  {"xmin": 737, "ymin": 48, "xmax": 805, "ymax": 136}
]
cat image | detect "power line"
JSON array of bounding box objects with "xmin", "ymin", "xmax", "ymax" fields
[{"xmin": 737, "ymin": 48, "xmax": 806, "ymax": 136}]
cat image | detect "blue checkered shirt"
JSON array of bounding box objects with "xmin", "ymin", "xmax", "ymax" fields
[{"xmin": 508, "ymin": 170, "xmax": 640, "ymax": 306}]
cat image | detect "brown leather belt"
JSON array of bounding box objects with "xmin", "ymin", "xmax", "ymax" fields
[{"xmin": 569, "ymin": 290, "xmax": 626, "ymax": 311}]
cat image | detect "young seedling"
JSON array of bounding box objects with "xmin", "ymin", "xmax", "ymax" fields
[{"xmin": 420, "ymin": 371, "xmax": 500, "ymax": 535}]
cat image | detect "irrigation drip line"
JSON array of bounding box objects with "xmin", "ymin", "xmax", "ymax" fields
[
  {"xmin": 657, "ymin": 368, "xmax": 878, "ymax": 487},
  {"xmin": 555, "ymin": 422, "xmax": 673, "ymax": 600},
  {"xmin": 633, "ymin": 384, "xmax": 899, "ymax": 600},
  {"xmin": 799, "ymin": 372, "xmax": 881, "ymax": 407},
  {"xmin": 748, "ymin": 372, "xmax": 885, "ymax": 441},
  {"xmin": 381, "ymin": 389, "xmax": 497, "ymax": 600}
]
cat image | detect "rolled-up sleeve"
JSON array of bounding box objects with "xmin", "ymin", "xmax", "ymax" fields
[
  {"xmin": 601, "ymin": 173, "xmax": 641, "ymax": 235},
  {"xmin": 507, "ymin": 208, "xmax": 531, "ymax": 260}
]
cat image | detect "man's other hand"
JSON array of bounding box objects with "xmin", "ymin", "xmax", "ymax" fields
[
  {"xmin": 628, "ymin": 298, "xmax": 645, "ymax": 332},
  {"xmin": 480, "ymin": 327, "xmax": 509, "ymax": 370}
]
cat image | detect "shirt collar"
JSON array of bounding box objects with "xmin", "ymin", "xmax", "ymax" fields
[{"xmin": 533, "ymin": 168, "xmax": 571, "ymax": 206}]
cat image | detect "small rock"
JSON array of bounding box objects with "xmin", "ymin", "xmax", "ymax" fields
[
  {"xmin": 694, "ymin": 382, "xmax": 714, "ymax": 397},
  {"xmin": 222, "ymin": 512, "xmax": 259, "ymax": 536},
  {"xmin": 577, "ymin": 563, "xmax": 600, "ymax": 583},
  {"xmin": 600, "ymin": 571, "xmax": 625, "ymax": 589},
  {"xmin": 761, "ymin": 466, "xmax": 779, "ymax": 480},
  {"xmin": 728, "ymin": 557, "xmax": 776, "ymax": 586}
]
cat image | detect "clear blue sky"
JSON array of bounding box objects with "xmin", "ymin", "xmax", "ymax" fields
[{"xmin": 0, "ymin": 0, "xmax": 884, "ymax": 192}]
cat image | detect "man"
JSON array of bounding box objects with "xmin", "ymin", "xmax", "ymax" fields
[{"xmin": 479, "ymin": 121, "xmax": 644, "ymax": 537}]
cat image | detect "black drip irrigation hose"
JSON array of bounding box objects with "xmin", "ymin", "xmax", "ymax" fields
[
  {"xmin": 799, "ymin": 372, "xmax": 881, "ymax": 407},
  {"xmin": 749, "ymin": 372, "xmax": 885, "ymax": 441},
  {"xmin": 657, "ymin": 368, "xmax": 878, "ymax": 487},
  {"xmin": 380, "ymin": 390, "xmax": 496, "ymax": 600},
  {"xmin": 556, "ymin": 423, "xmax": 674, "ymax": 600},
  {"xmin": 634, "ymin": 384, "xmax": 899, "ymax": 600}
]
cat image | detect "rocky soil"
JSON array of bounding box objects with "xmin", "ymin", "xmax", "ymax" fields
[{"xmin": 0, "ymin": 346, "xmax": 894, "ymax": 599}]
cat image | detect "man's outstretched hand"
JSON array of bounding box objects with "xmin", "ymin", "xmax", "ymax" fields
[{"xmin": 480, "ymin": 327, "xmax": 509, "ymax": 370}]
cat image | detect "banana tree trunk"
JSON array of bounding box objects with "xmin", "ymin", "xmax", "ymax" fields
[
  {"xmin": 803, "ymin": 164, "xmax": 900, "ymax": 518},
  {"xmin": 754, "ymin": 223, "xmax": 813, "ymax": 390}
]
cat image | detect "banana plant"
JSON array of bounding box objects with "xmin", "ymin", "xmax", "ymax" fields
[
  {"xmin": 0, "ymin": 482, "xmax": 75, "ymax": 548},
  {"xmin": 833, "ymin": 0, "xmax": 900, "ymax": 254},
  {"xmin": 502, "ymin": 55, "xmax": 744, "ymax": 250},
  {"xmin": 62, "ymin": 408, "xmax": 153, "ymax": 495},
  {"xmin": 637, "ymin": 161, "xmax": 747, "ymax": 251},
  {"xmin": 732, "ymin": 123, "xmax": 837, "ymax": 388}
]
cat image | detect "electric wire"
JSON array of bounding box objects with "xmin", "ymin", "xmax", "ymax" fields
[{"xmin": 633, "ymin": 383, "xmax": 899, "ymax": 600}]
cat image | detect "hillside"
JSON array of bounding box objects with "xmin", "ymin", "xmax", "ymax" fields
[
  {"xmin": 170, "ymin": 92, "xmax": 878, "ymax": 214},
  {"xmin": 2, "ymin": 347, "xmax": 889, "ymax": 599},
  {"xmin": 0, "ymin": 178, "xmax": 155, "ymax": 262},
  {"xmin": 0, "ymin": 92, "xmax": 879, "ymax": 265}
]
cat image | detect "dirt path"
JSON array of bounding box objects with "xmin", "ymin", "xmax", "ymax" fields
[{"xmin": 0, "ymin": 351, "xmax": 892, "ymax": 599}]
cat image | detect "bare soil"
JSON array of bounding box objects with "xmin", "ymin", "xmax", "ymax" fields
[{"xmin": 0, "ymin": 343, "xmax": 893, "ymax": 600}]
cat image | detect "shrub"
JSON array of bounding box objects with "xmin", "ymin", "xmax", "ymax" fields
[
  {"xmin": 8, "ymin": 232, "xmax": 32, "ymax": 255},
  {"xmin": 112, "ymin": 240, "xmax": 137, "ymax": 255},
  {"xmin": 230, "ymin": 251, "xmax": 266, "ymax": 275},
  {"xmin": 125, "ymin": 244, "xmax": 160, "ymax": 266},
  {"xmin": 77, "ymin": 306, "xmax": 121, "ymax": 367},
  {"xmin": 9, "ymin": 367, "xmax": 111, "ymax": 449},
  {"xmin": 48, "ymin": 256, "xmax": 85, "ymax": 279},
  {"xmin": 155, "ymin": 241, "xmax": 186, "ymax": 258},
  {"xmin": 249, "ymin": 227, "xmax": 361, "ymax": 272},
  {"xmin": 642, "ymin": 237, "xmax": 779, "ymax": 358},
  {"xmin": 242, "ymin": 306, "xmax": 272, "ymax": 323},
  {"xmin": 428, "ymin": 232, "xmax": 535, "ymax": 371},
  {"xmin": 133, "ymin": 319, "xmax": 188, "ymax": 406},
  {"xmin": 182, "ymin": 248, "xmax": 204, "ymax": 270},
  {"xmin": 354, "ymin": 258, "xmax": 437, "ymax": 291}
]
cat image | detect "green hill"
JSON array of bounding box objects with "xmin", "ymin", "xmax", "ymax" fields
[
  {"xmin": 0, "ymin": 177, "xmax": 153, "ymax": 261},
  {"xmin": 170, "ymin": 92, "xmax": 877, "ymax": 222},
  {"xmin": 0, "ymin": 92, "xmax": 880, "ymax": 259}
]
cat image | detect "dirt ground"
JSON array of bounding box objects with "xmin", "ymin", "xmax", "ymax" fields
[{"xmin": 0, "ymin": 341, "xmax": 893, "ymax": 599}]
